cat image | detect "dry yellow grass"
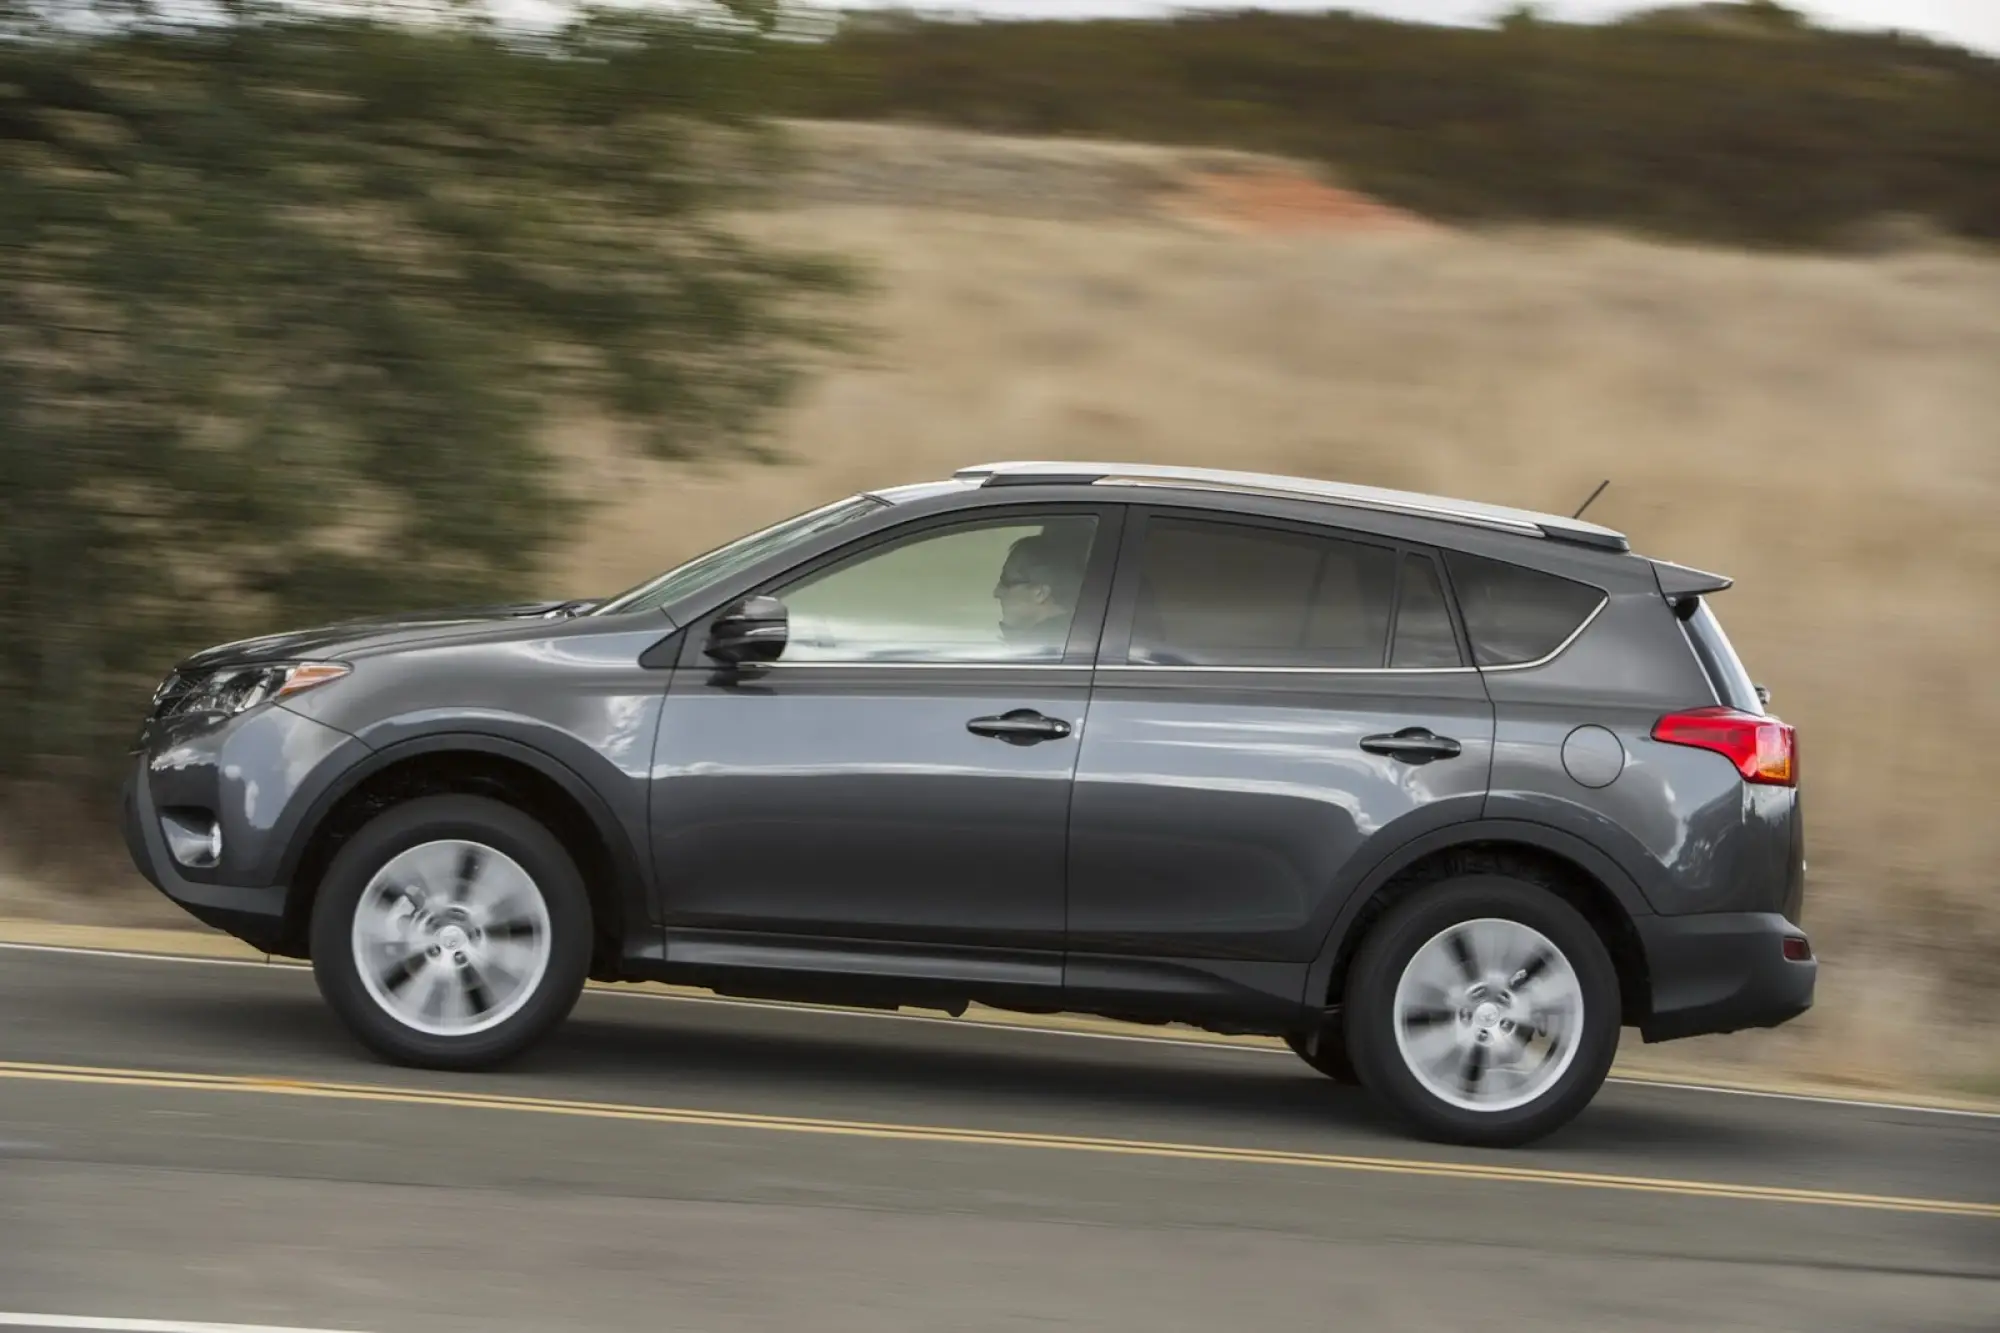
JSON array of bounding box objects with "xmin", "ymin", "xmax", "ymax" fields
[{"xmin": 547, "ymin": 123, "xmax": 2000, "ymax": 1092}]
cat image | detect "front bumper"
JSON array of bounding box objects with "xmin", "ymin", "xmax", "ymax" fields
[
  {"xmin": 1636, "ymin": 911, "xmax": 1816, "ymax": 1043},
  {"xmin": 121, "ymin": 702, "xmax": 366, "ymax": 956},
  {"xmin": 123, "ymin": 761, "xmax": 294, "ymax": 953}
]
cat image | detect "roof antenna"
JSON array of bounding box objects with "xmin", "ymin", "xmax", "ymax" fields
[{"xmin": 1571, "ymin": 478, "xmax": 1610, "ymax": 521}]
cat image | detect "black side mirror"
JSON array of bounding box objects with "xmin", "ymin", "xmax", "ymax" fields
[{"xmin": 705, "ymin": 595, "xmax": 788, "ymax": 665}]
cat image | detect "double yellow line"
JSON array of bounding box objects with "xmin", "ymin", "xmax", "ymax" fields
[{"xmin": 4, "ymin": 1058, "xmax": 1996, "ymax": 1220}]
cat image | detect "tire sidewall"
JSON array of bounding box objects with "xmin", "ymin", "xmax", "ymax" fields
[
  {"xmin": 1345, "ymin": 875, "xmax": 1621, "ymax": 1146},
  {"xmin": 310, "ymin": 794, "xmax": 592, "ymax": 1069}
]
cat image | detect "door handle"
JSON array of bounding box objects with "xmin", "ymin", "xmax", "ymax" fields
[
  {"xmin": 1360, "ymin": 727, "xmax": 1463, "ymax": 763},
  {"xmin": 967, "ymin": 709, "xmax": 1073, "ymax": 745}
]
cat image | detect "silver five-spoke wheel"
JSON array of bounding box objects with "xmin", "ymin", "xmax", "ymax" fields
[
  {"xmin": 351, "ymin": 838, "xmax": 553, "ymax": 1038},
  {"xmin": 1392, "ymin": 916, "xmax": 1583, "ymax": 1114}
]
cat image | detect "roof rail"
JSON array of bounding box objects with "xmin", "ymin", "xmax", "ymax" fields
[{"xmin": 951, "ymin": 461, "xmax": 1630, "ymax": 553}]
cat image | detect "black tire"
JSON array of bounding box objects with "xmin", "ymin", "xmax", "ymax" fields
[
  {"xmin": 1345, "ymin": 875, "xmax": 1620, "ymax": 1148},
  {"xmin": 1285, "ymin": 1026, "xmax": 1359, "ymax": 1085},
  {"xmin": 309, "ymin": 794, "xmax": 592, "ymax": 1070}
]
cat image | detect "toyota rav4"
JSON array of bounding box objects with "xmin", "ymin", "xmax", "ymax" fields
[{"xmin": 122, "ymin": 461, "xmax": 1814, "ymax": 1146}]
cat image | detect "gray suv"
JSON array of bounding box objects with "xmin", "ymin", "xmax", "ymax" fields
[{"xmin": 122, "ymin": 461, "xmax": 1814, "ymax": 1146}]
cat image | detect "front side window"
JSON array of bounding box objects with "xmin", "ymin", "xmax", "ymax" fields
[
  {"xmin": 1126, "ymin": 517, "xmax": 1397, "ymax": 668},
  {"xmin": 776, "ymin": 515, "xmax": 1099, "ymax": 663}
]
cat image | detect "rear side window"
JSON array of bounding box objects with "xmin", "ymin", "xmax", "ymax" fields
[
  {"xmin": 1127, "ymin": 517, "xmax": 1396, "ymax": 667},
  {"xmin": 1443, "ymin": 551, "xmax": 1604, "ymax": 667},
  {"xmin": 1391, "ymin": 554, "xmax": 1462, "ymax": 668}
]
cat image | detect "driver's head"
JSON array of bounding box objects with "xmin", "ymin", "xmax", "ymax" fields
[{"xmin": 995, "ymin": 533, "xmax": 1083, "ymax": 636}]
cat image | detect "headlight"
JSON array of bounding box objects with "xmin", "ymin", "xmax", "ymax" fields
[{"xmin": 178, "ymin": 661, "xmax": 350, "ymax": 719}]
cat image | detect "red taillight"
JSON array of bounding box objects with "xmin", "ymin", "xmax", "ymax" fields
[
  {"xmin": 1781, "ymin": 936, "xmax": 1813, "ymax": 962},
  {"xmin": 1652, "ymin": 706, "xmax": 1797, "ymax": 786}
]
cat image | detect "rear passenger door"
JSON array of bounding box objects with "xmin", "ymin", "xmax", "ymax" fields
[{"xmin": 1064, "ymin": 510, "xmax": 1494, "ymax": 1020}]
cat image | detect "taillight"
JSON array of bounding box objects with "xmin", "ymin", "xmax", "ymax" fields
[{"xmin": 1652, "ymin": 707, "xmax": 1797, "ymax": 786}]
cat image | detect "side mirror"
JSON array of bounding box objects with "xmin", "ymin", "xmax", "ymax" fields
[{"xmin": 705, "ymin": 595, "xmax": 788, "ymax": 665}]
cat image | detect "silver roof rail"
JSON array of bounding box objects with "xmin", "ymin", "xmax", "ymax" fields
[{"xmin": 952, "ymin": 461, "xmax": 1630, "ymax": 553}]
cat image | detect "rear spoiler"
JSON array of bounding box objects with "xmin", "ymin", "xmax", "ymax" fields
[{"xmin": 1652, "ymin": 560, "xmax": 1732, "ymax": 619}]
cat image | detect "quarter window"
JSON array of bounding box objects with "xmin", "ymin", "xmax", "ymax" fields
[{"xmin": 1443, "ymin": 550, "xmax": 1604, "ymax": 667}]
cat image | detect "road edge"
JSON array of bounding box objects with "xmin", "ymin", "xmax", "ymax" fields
[{"xmin": 4, "ymin": 916, "xmax": 1994, "ymax": 1116}]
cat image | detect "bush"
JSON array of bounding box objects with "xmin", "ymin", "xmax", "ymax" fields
[{"xmin": 0, "ymin": 3, "xmax": 849, "ymax": 816}]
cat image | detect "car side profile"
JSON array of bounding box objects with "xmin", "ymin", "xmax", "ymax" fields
[{"xmin": 122, "ymin": 461, "xmax": 1814, "ymax": 1146}]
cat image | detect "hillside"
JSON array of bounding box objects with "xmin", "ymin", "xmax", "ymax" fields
[
  {"xmin": 759, "ymin": 6, "xmax": 2000, "ymax": 247},
  {"xmin": 551, "ymin": 121, "xmax": 2000, "ymax": 1093}
]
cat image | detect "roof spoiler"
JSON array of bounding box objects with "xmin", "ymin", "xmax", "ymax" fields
[{"xmin": 1652, "ymin": 560, "xmax": 1732, "ymax": 618}]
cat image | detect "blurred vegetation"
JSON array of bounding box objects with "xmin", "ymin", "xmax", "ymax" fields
[
  {"xmin": 4, "ymin": 0, "xmax": 1997, "ymax": 848},
  {"xmin": 0, "ymin": 1, "xmax": 848, "ymax": 818},
  {"xmin": 759, "ymin": 1, "xmax": 2000, "ymax": 248}
]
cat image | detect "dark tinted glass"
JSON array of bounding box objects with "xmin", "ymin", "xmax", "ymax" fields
[
  {"xmin": 1683, "ymin": 600, "xmax": 1763, "ymax": 714},
  {"xmin": 1127, "ymin": 518, "xmax": 1395, "ymax": 667},
  {"xmin": 1391, "ymin": 554, "xmax": 1461, "ymax": 668},
  {"xmin": 1443, "ymin": 550, "xmax": 1604, "ymax": 667}
]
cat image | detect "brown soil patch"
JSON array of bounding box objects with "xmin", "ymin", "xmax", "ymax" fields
[
  {"xmin": 771, "ymin": 121, "xmax": 1433, "ymax": 236},
  {"xmin": 1165, "ymin": 166, "xmax": 1436, "ymax": 234}
]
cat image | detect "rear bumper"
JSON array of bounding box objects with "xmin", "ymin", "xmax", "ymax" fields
[
  {"xmin": 1636, "ymin": 911, "xmax": 1816, "ymax": 1043},
  {"xmin": 122, "ymin": 762, "xmax": 294, "ymax": 954}
]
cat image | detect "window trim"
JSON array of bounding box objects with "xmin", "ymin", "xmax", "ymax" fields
[
  {"xmin": 1096, "ymin": 507, "xmax": 1474, "ymax": 676},
  {"xmin": 675, "ymin": 502, "xmax": 1127, "ymax": 671}
]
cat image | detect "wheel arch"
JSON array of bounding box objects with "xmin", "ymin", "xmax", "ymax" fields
[
  {"xmin": 1306, "ymin": 820, "xmax": 1653, "ymax": 1029},
  {"xmin": 276, "ymin": 733, "xmax": 650, "ymax": 977}
]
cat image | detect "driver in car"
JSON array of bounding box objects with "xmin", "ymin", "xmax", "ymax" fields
[{"xmin": 994, "ymin": 532, "xmax": 1087, "ymax": 659}]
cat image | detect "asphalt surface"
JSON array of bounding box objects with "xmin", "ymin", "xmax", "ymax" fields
[{"xmin": 1, "ymin": 945, "xmax": 1995, "ymax": 1333}]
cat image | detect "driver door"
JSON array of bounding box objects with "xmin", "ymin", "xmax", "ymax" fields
[{"xmin": 649, "ymin": 505, "xmax": 1122, "ymax": 990}]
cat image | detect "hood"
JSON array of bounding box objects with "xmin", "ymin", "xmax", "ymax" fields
[{"xmin": 176, "ymin": 599, "xmax": 599, "ymax": 672}]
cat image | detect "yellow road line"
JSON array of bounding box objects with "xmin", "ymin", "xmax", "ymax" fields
[{"xmin": 3, "ymin": 1058, "xmax": 1995, "ymax": 1219}]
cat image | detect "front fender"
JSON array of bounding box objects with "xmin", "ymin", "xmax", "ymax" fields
[{"xmin": 272, "ymin": 725, "xmax": 657, "ymax": 940}]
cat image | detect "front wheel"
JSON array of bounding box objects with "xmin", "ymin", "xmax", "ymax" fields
[
  {"xmin": 1345, "ymin": 875, "xmax": 1620, "ymax": 1147},
  {"xmin": 309, "ymin": 795, "xmax": 592, "ymax": 1070}
]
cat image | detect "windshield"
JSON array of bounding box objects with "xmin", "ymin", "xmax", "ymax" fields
[{"xmin": 591, "ymin": 494, "xmax": 887, "ymax": 618}]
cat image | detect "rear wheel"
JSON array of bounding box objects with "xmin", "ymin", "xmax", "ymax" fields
[
  {"xmin": 309, "ymin": 795, "xmax": 592, "ymax": 1070},
  {"xmin": 1345, "ymin": 875, "xmax": 1620, "ymax": 1147}
]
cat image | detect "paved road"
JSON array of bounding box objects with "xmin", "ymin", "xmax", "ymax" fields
[{"xmin": 1, "ymin": 944, "xmax": 1995, "ymax": 1333}]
